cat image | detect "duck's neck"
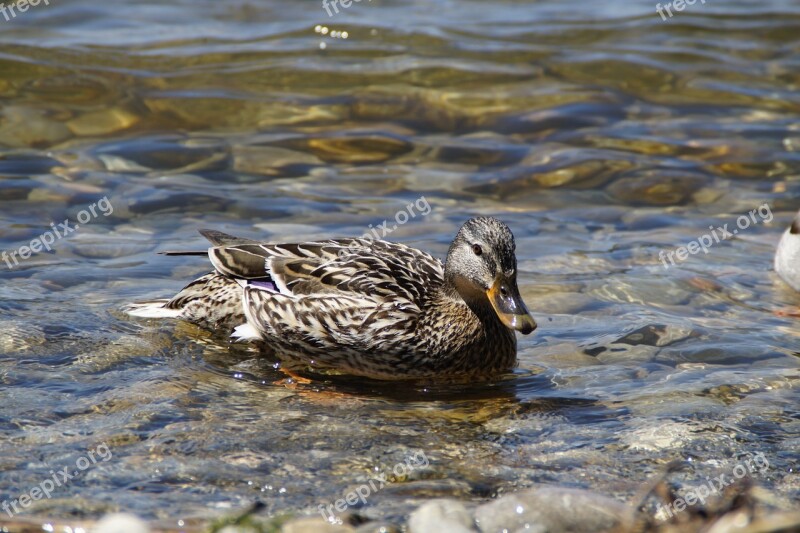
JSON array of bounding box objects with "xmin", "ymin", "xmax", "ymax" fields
[{"xmin": 416, "ymin": 282, "xmax": 517, "ymax": 375}]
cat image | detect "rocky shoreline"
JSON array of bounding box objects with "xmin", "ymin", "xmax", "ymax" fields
[{"xmin": 4, "ymin": 473, "xmax": 798, "ymax": 533}]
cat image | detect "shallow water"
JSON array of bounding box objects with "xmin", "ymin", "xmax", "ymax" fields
[{"xmin": 0, "ymin": 0, "xmax": 798, "ymax": 527}]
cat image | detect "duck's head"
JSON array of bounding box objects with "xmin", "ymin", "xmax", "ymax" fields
[
  {"xmin": 775, "ymin": 209, "xmax": 800, "ymax": 291},
  {"xmin": 445, "ymin": 217, "xmax": 537, "ymax": 334}
]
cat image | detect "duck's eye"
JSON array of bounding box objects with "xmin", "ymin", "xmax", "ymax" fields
[{"xmin": 472, "ymin": 244, "xmax": 483, "ymax": 256}]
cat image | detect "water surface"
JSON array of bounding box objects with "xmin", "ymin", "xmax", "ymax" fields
[{"xmin": 0, "ymin": 0, "xmax": 798, "ymax": 528}]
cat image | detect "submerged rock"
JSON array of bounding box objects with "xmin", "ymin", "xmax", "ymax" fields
[{"xmin": 67, "ymin": 107, "xmax": 140, "ymax": 137}]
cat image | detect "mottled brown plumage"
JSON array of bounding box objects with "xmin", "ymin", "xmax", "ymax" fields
[{"xmin": 127, "ymin": 217, "xmax": 537, "ymax": 380}]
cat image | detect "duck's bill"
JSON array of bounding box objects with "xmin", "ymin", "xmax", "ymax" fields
[{"xmin": 487, "ymin": 279, "xmax": 537, "ymax": 334}]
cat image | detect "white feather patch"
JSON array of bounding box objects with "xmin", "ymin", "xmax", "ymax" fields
[
  {"xmin": 125, "ymin": 301, "xmax": 181, "ymax": 318},
  {"xmin": 231, "ymin": 323, "xmax": 262, "ymax": 342}
]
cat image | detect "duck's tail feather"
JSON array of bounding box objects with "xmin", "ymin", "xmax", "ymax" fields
[
  {"xmin": 124, "ymin": 300, "xmax": 182, "ymax": 318},
  {"xmin": 199, "ymin": 229, "xmax": 259, "ymax": 246},
  {"xmin": 157, "ymin": 230, "xmax": 258, "ymax": 257},
  {"xmin": 232, "ymin": 323, "xmax": 262, "ymax": 342},
  {"xmin": 158, "ymin": 251, "xmax": 208, "ymax": 256},
  {"xmin": 125, "ymin": 273, "xmax": 247, "ymax": 332}
]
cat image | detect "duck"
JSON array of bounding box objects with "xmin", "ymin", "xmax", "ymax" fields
[
  {"xmin": 127, "ymin": 216, "xmax": 537, "ymax": 380},
  {"xmin": 775, "ymin": 209, "xmax": 800, "ymax": 292}
]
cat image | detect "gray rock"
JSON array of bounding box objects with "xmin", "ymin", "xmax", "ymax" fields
[
  {"xmin": 474, "ymin": 487, "xmax": 628, "ymax": 533},
  {"xmin": 354, "ymin": 522, "xmax": 402, "ymax": 533},
  {"xmin": 281, "ymin": 517, "xmax": 356, "ymax": 533},
  {"xmin": 408, "ymin": 499, "xmax": 477, "ymax": 533},
  {"xmin": 92, "ymin": 513, "xmax": 150, "ymax": 533}
]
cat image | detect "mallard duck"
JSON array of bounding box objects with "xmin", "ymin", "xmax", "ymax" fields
[
  {"xmin": 775, "ymin": 209, "xmax": 800, "ymax": 291},
  {"xmin": 127, "ymin": 216, "xmax": 536, "ymax": 380}
]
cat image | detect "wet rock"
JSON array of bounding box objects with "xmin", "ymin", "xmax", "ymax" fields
[
  {"xmin": 25, "ymin": 73, "xmax": 115, "ymax": 105},
  {"xmin": 232, "ymin": 145, "xmax": 323, "ymax": 176},
  {"xmin": 128, "ymin": 191, "xmax": 230, "ymax": 215},
  {"xmin": 70, "ymin": 233, "xmax": 154, "ymax": 260},
  {"xmin": 0, "ymin": 323, "xmax": 46, "ymax": 354},
  {"xmin": 93, "ymin": 135, "xmax": 229, "ymax": 172},
  {"xmin": 0, "ymin": 105, "xmax": 72, "ymax": 148},
  {"xmin": 67, "ymin": 107, "xmax": 140, "ymax": 136},
  {"xmin": 466, "ymin": 154, "xmax": 631, "ymax": 199},
  {"xmin": 595, "ymin": 344, "xmax": 659, "ymax": 365},
  {"xmin": 473, "ymin": 487, "xmax": 627, "ymax": 533},
  {"xmin": 350, "ymin": 86, "xmax": 477, "ymax": 132},
  {"xmin": 354, "ymin": 522, "xmax": 401, "ymax": 533},
  {"xmin": 594, "ymin": 278, "xmax": 692, "ymax": 307},
  {"xmin": 381, "ymin": 479, "xmax": 474, "ymax": 499},
  {"xmin": 278, "ymin": 133, "xmax": 414, "ymax": 164},
  {"xmin": 97, "ymin": 154, "xmax": 152, "ymax": 172},
  {"xmin": 0, "ymin": 181, "xmax": 38, "ymax": 202},
  {"xmin": 527, "ymin": 290, "xmax": 596, "ymax": 315},
  {"xmin": 586, "ymin": 135, "xmax": 683, "ymax": 156},
  {"xmin": 429, "ymin": 137, "xmax": 520, "ymax": 167},
  {"xmin": 617, "ymin": 324, "xmax": 695, "ymax": 347},
  {"xmin": 281, "ymin": 517, "xmax": 356, "ymax": 533},
  {"xmin": 606, "ymin": 171, "xmax": 705, "ymax": 207},
  {"xmin": 707, "ymin": 161, "xmax": 778, "ymax": 179},
  {"xmin": 408, "ymin": 499, "xmax": 476, "ymax": 533},
  {"xmin": 0, "ymin": 153, "xmax": 62, "ymax": 175},
  {"xmin": 497, "ymin": 101, "xmax": 624, "ymax": 135},
  {"xmin": 533, "ymin": 166, "xmax": 585, "ymax": 188},
  {"xmin": 621, "ymin": 421, "xmax": 694, "ymax": 452},
  {"xmin": 92, "ymin": 513, "xmax": 150, "ymax": 533},
  {"xmin": 553, "ymin": 59, "xmax": 677, "ymax": 96},
  {"xmin": 585, "ymin": 323, "xmax": 695, "ymax": 364}
]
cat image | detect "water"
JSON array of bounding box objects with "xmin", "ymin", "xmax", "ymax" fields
[{"xmin": 0, "ymin": 0, "xmax": 798, "ymax": 528}]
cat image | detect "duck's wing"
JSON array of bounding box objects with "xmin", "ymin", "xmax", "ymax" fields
[
  {"xmin": 208, "ymin": 238, "xmax": 444, "ymax": 306},
  {"xmin": 214, "ymin": 238, "xmax": 445, "ymax": 364}
]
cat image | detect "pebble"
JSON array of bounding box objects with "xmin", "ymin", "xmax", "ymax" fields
[
  {"xmin": 92, "ymin": 513, "xmax": 150, "ymax": 533},
  {"xmin": 284, "ymin": 133, "xmax": 414, "ymax": 164},
  {"xmin": 67, "ymin": 107, "xmax": 140, "ymax": 136},
  {"xmin": 0, "ymin": 105, "xmax": 72, "ymax": 147},
  {"xmin": 606, "ymin": 172, "xmax": 704, "ymax": 206},
  {"xmin": 621, "ymin": 421, "xmax": 694, "ymax": 452},
  {"xmin": 354, "ymin": 522, "xmax": 402, "ymax": 533},
  {"xmin": 281, "ymin": 517, "xmax": 355, "ymax": 532},
  {"xmin": 408, "ymin": 499, "xmax": 476, "ymax": 533},
  {"xmin": 232, "ymin": 145, "xmax": 323, "ymax": 175},
  {"xmin": 473, "ymin": 487, "xmax": 628, "ymax": 533}
]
